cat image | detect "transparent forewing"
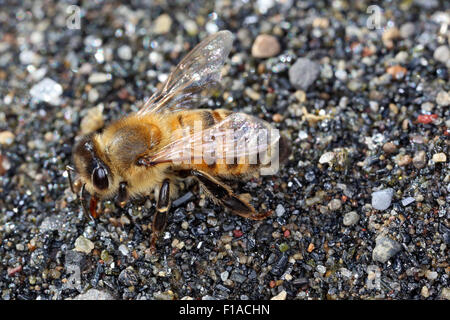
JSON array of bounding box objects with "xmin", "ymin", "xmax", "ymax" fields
[
  {"xmin": 150, "ymin": 113, "xmax": 280, "ymax": 166},
  {"xmin": 138, "ymin": 30, "xmax": 233, "ymax": 115}
]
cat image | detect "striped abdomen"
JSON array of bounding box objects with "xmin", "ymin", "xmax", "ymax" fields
[{"xmin": 168, "ymin": 109, "xmax": 270, "ymax": 178}]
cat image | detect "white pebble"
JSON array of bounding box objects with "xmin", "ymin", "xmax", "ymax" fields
[
  {"xmin": 118, "ymin": 45, "xmax": 132, "ymax": 60},
  {"xmin": 275, "ymin": 204, "xmax": 286, "ymax": 217},
  {"xmin": 74, "ymin": 236, "xmax": 94, "ymax": 254},
  {"xmin": 118, "ymin": 244, "xmax": 129, "ymax": 256},
  {"xmin": 371, "ymin": 188, "xmax": 394, "ymax": 211},
  {"xmin": 88, "ymin": 73, "xmax": 112, "ymax": 84},
  {"xmin": 30, "ymin": 78, "xmax": 63, "ymax": 106},
  {"xmin": 271, "ymin": 290, "xmax": 287, "ymax": 300}
]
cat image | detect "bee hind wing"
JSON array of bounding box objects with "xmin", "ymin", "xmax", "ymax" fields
[{"xmin": 138, "ymin": 30, "xmax": 233, "ymax": 115}]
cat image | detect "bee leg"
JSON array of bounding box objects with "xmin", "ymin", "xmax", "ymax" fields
[
  {"xmin": 187, "ymin": 169, "xmax": 272, "ymax": 221},
  {"xmin": 115, "ymin": 181, "xmax": 128, "ymax": 208},
  {"xmin": 79, "ymin": 184, "xmax": 96, "ymax": 223},
  {"xmin": 89, "ymin": 195, "xmax": 100, "ymax": 219},
  {"xmin": 150, "ymin": 179, "xmax": 171, "ymax": 252}
]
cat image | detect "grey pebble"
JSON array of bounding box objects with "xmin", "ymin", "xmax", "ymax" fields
[
  {"xmin": 400, "ymin": 22, "xmax": 415, "ymax": 38},
  {"xmin": 372, "ymin": 236, "xmax": 402, "ymax": 263},
  {"xmin": 433, "ymin": 45, "xmax": 450, "ymax": 64},
  {"xmin": 72, "ymin": 289, "xmax": 115, "ymax": 300},
  {"xmin": 413, "ymin": 150, "xmax": 427, "ymax": 169},
  {"xmin": 401, "ymin": 197, "xmax": 416, "ymax": 207},
  {"xmin": 343, "ymin": 211, "xmax": 359, "ymax": 226},
  {"xmin": 289, "ymin": 58, "xmax": 320, "ymax": 90},
  {"xmin": 118, "ymin": 267, "xmax": 139, "ymax": 286},
  {"xmin": 275, "ymin": 204, "xmax": 286, "ymax": 217}
]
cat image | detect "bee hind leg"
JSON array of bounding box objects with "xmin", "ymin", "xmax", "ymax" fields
[
  {"xmin": 184, "ymin": 169, "xmax": 272, "ymax": 221},
  {"xmin": 221, "ymin": 193, "xmax": 272, "ymax": 221},
  {"xmin": 150, "ymin": 178, "xmax": 171, "ymax": 253}
]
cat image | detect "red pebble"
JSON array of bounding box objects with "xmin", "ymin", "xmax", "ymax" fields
[
  {"xmin": 417, "ymin": 114, "xmax": 438, "ymax": 124},
  {"xmin": 7, "ymin": 265, "xmax": 22, "ymax": 276},
  {"xmin": 283, "ymin": 230, "xmax": 291, "ymax": 238},
  {"xmin": 233, "ymin": 229, "xmax": 243, "ymax": 237}
]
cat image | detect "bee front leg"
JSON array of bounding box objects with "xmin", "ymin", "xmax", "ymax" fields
[
  {"xmin": 115, "ymin": 181, "xmax": 128, "ymax": 208},
  {"xmin": 150, "ymin": 179, "xmax": 171, "ymax": 252}
]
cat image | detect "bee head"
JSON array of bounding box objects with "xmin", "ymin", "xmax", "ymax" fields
[{"xmin": 72, "ymin": 134, "xmax": 116, "ymax": 199}]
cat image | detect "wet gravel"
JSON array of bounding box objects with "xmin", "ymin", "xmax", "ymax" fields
[{"xmin": 0, "ymin": 0, "xmax": 449, "ymax": 300}]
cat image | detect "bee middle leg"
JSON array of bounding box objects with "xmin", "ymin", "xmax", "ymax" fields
[
  {"xmin": 178, "ymin": 169, "xmax": 272, "ymax": 221},
  {"xmin": 150, "ymin": 178, "xmax": 171, "ymax": 252}
]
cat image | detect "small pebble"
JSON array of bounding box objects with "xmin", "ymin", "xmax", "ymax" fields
[
  {"xmin": 289, "ymin": 58, "xmax": 320, "ymax": 90},
  {"xmin": 73, "ymin": 289, "xmax": 115, "ymax": 300},
  {"xmin": 401, "ymin": 197, "xmax": 415, "ymax": 207},
  {"xmin": 343, "ymin": 211, "xmax": 359, "ymax": 226},
  {"xmin": 30, "ymin": 78, "xmax": 63, "ymax": 106},
  {"xmin": 88, "ymin": 89, "xmax": 99, "ymax": 103},
  {"xmin": 88, "ymin": 73, "xmax": 112, "ymax": 84},
  {"xmin": 372, "ymin": 236, "xmax": 401, "ymax": 263},
  {"xmin": 272, "ymin": 113, "xmax": 283, "ymax": 123},
  {"xmin": 425, "ymin": 270, "xmax": 438, "ymax": 281},
  {"xmin": 441, "ymin": 288, "xmax": 450, "ymax": 300},
  {"xmin": 220, "ymin": 271, "xmax": 229, "ymax": 281},
  {"xmin": 74, "ymin": 236, "xmax": 94, "ymax": 254},
  {"xmin": 275, "ymin": 204, "xmax": 286, "ymax": 217},
  {"xmin": 319, "ymin": 151, "xmax": 335, "ymax": 164},
  {"xmin": 118, "ymin": 244, "xmax": 129, "ymax": 256},
  {"xmin": 251, "ymin": 34, "xmax": 280, "ymax": 58},
  {"xmin": 184, "ymin": 20, "xmax": 198, "ymax": 36},
  {"xmin": 244, "ymin": 87, "xmax": 261, "ymax": 100},
  {"xmin": 312, "ymin": 17, "xmax": 329, "ymax": 29},
  {"xmin": 371, "ymin": 188, "xmax": 394, "ymax": 211},
  {"xmin": 153, "ymin": 14, "xmax": 172, "ymax": 35},
  {"xmin": 20, "ymin": 50, "xmax": 41, "ymax": 65},
  {"xmin": 328, "ymin": 199, "xmax": 342, "ymax": 211},
  {"xmin": 397, "ymin": 154, "xmax": 412, "ymax": 166},
  {"xmin": 383, "ymin": 142, "xmax": 397, "ymax": 154},
  {"xmin": 433, "ymin": 45, "xmax": 450, "ymax": 64},
  {"xmin": 0, "ymin": 131, "xmax": 15, "ymax": 146},
  {"xmin": 386, "ymin": 65, "xmax": 407, "ymax": 80},
  {"xmin": 80, "ymin": 104, "xmax": 104, "ymax": 135},
  {"xmin": 316, "ymin": 265, "xmax": 326, "ymax": 274},
  {"xmin": 117, "ymin": 45, "xmax": 132, "ymax": 60},
  {"xmin": 382, "ymin": 27, "xmax": 400, "ymax": 48},
  {"xmin": 432, "ymin": 153, "xmax": 446, "ymax": 163},
  {"xmin": 0, "ymin": 154, "xmax": 11, "ymax": 175},
  {"xmin": 400, "ymin": 22, "xmax": 415, "ymax": 38},
  {"xmin": 118, "ymin": 267, "xmax": 139, "ymax": 286},
  {"xmin": 271, "ymin": 290, "xmax": 287, "ymax": 300},
  {"xmin": 413, "ymin": 151, "xmax": 427, "ymax": 169},
  {"xmin": 421, "ymin": 286, "xmax": 430, "ymax": 298},
  {"xmin": 436, "ymin": 91, "xmax": 450, "ymax": 106},
  {"xmin": 421, "ymin": 102, "xmax": 434, "ymax": 112}
]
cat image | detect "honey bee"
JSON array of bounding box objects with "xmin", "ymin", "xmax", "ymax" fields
[{"xmin": 68, "ymin": 30, "xmax": 290, "ymax": 251}]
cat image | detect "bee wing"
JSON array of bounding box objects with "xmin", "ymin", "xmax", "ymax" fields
[
  {"xmin": 137, "ymin": 30, "xmax": 233, "ymax": 115},
  {"xmin": 149, "ymin": 113, "xmax": 280, "ymax": 165}
]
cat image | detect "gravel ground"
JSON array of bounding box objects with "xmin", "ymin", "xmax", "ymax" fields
[{"xmin": 0, "ymin": 0, "xmax": 449, "ymax": 300}]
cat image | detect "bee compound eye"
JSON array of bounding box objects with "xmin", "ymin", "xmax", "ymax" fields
[{"xmin": 92, "ymin": 167, "xmax": 109, "ymax": 190}]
